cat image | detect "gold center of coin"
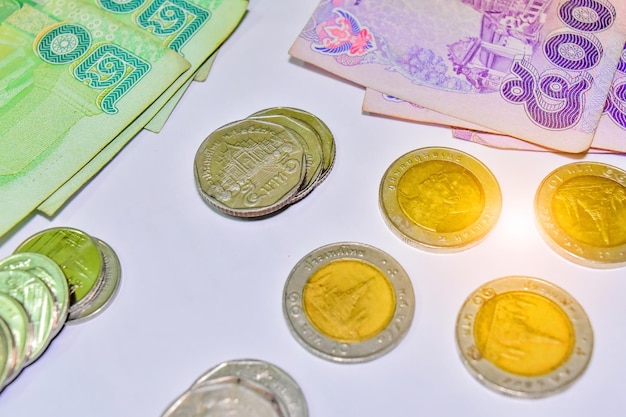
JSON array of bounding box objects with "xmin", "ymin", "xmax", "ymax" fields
[
  {"xmin": 473, "ymin": 291, "xmax": 575, "ymax": 377},
  {"xmin": 553, "ymin": 176, "xmax": 626, "ymax": 247},
  {"xmin": 302, "ymin": 259, "xmax": 396, "ymax": 343},
  {"xmin": 397, "ymin": 160, "xmax": 484, "ymax": 233}
]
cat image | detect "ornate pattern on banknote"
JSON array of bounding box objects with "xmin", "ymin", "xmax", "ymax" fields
[
  {"xmin": 302, "ymin": 0, "xmax": 620, "ymax": 132},
  {"xmin": 603, "ymin": 43, "xmax": 626, "ymax": 129}
]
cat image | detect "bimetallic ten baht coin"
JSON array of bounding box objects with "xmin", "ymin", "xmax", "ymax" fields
[
  {"xmin": 162, "ymin": 376, "xmax": 288, "ymax": 417},
  {"xmin": 193, "ymin": 359, "xmax": 308, "ymax": 417},
  {"xmin": 67, "ymin": 237, "xmax": 121, "ymax": 324},
  {"xmin": 14, "ymin": 227, "xmax": 105, "ymax": 314},
  {"xmin": 0, "ymin": 253, "xmax": 69, "ymax": 337},
  {"xmin": 455, "ymin": 276, "xmax": 593, "ymax": 398},
  {"xmin": 194, "ymin": 119, "xmax": 306, "ymax": 217},
  {"xmin": 380, "ymin": 147, "xmax": 502, "ymax": 252},
  {"xmin": 283, "ymin": 242, "xmax": 415, "ymax": 363},
  {"xmin": 535, "ymin": 162, "xmax": 626, "ymax": 268},
  {"xmin": 0, "ymin": 269, "xmax": 55, "ymax": 364}
]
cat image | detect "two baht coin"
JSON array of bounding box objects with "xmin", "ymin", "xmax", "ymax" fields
[
  {"xmin": 535, "ymin": 161, "xmax": 626, "ymax": 268},
  {"xmin": 380, "ymin": 147, "xmax": 502, "ymax": 252},
  {"xmin": 194, "ymin": 107, "xmax": 335, "ymax": 218},
  {"xmin": 455, "ymin": 276, "xmax": 593, "ymax": 398},
  {"xmin": 161, "ymin": 359, "xmax": 308, "ymax": 417},
  {"xmin": 283, "ymin": 242, "xmax": 415, "ymax": 363}
]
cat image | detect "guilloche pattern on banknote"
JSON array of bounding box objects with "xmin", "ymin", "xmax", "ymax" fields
[
  {"xmin": 0, "ymin": 0, "xmax": 190, "ymax": 237},
  {"xmin": 290, "ymin": 0, "xmax": 626, "ymax": 153}
]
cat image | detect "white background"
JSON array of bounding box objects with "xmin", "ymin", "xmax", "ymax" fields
[{"xmin": 1, "ymin": 1, "xmax": 626, "ymax": 416}]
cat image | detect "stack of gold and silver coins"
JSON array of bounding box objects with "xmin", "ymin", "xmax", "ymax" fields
[
  {"xmin": 0, "ymin": 227, "xmax": 121, "ymax": 391},
  {"xmin": 194, "ymin": 107, "xmax": 336, "ymax": 218},
  {"xmin": 161, "ymin": 359, "xmax": 308, "ymax": 417}
]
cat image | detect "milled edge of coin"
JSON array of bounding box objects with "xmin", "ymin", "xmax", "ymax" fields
[
  {"xmin": 247, "ymin": 113, "xmax": 325, "ymax": 204},
  {"xmin": 192, "ymin": 359, "xmax": 309, "ymax": 417},
  {"xmin": 66, "ymin": 238, "xmax": 121, "ymax": 324},
  {"xmin": 283, "ymin": 242, "xmax": 415, "ymax": 363},
  {"xmin": 0, "ymin": 269, "xmax": 55, "ymax": 365},
  {"xmin": 162, "ymin": 375, "xmax": 288, "ymax": 417},
  {"xmin": 0, "ymin": 292, "xmax": 31, "ymax": 385},
  {"xmin": 194, "ymin": 118, "xmax": 307, "ymax": 218},
  {"xmin": 0, "ymin": 253, "xmax": 70, "ymax": 338},
  {"xmin": 534, "ymin": 161, "xmax": 626, "ymax": 269},
  {"xmin": 250, "ymin": 107, "xmax": 336, "ymax": 184},
  {"xmin": 455, "ymin": 276, "xmax": 593, "ymax": 399},
  {"xmin": 0, "ymin": 316, "xmax": 17, "ymax": 392},
  {"xmin": 13, "ymin": 227, "xmax": 105, "ymax": 314},
  {"xmin": 379, "ymin": 146, "xmax": 502, "ymax": 253}
]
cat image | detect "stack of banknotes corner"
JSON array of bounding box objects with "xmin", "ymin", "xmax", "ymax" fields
[
  {"xmin": 289, "ymin": 0, "xmax": 626, "ymax": 155},
  {"xmin": 0, "ymin": 0, "xmax": 248, "ymax": 239}
]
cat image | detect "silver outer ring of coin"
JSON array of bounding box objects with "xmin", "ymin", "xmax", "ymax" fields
[
  {"xmin": 455, "ymin": 276, "xmax": 593, "ymax": 399},
  {"xmin": 0, "ymin": 253, "xmax": 70, "ymax": 338},
  {"xmin": 0, "ymin": 316, "xmax": 17, "ymax": 392},
  {"xmin": 67, "ymin": 238, "xmax": 121, "ymax": 324},
  {"xmin": 249, "ymin": 107, "xmax": 336, "ymax": 184},
  {"xmin": 162, "ymin": 375, "xmax": 288, "ymax": 417},
  {"xmin": 192, "ymin": 359, "xmax": 308, "ymax": 417},
  {"xmin": 194, "ymin": 119, "xmax": 307, "ymax": 218},
  {"xmin": 283, "ymin": 242, "xmax": 415, "ymax": 363}
]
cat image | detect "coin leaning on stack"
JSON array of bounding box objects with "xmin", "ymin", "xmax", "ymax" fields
[
  {"xmin": 194, "ymin": 107, "xmax": 336, "ymax": 218},
  {"xmin": 0, "ymin": 227, "xmax": 121, "ymax": 391},
  {"xmin": 161, "ymin": 359, "xmax": 308, "ymax": 417}
]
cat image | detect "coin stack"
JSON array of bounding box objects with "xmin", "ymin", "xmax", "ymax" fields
[
  {"xmin": 283, "ymin": 242, "xmax": 415, "ymax": 363},
  {"xmin": 161, "ymin": 359, "xmax": 308, "ymax": 417},
  {"xmin": 0, "ymin": 227, "xmax": 120, "ymax": 391},
  {"xmin": 455, "ymin": 276, "xmax": 593, "ymax": 398},
  {"xmin": 194, "ymin": 107, "xmax": 336, "ymax": 218}
]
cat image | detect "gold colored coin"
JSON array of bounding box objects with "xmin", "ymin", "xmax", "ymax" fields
[
  {"xmin": 456, "ymin": 276, "xmax": 593, "ymax": 398},
  {"xmin": 283, "ymin": 242, "xmax": 414, "ymax": 363},
  {"xmin": 380, "ymin": 147, "xmax": 501, "ymax": 252},
  {"xmin": 535, "ymin": 161, "xmax": 626, "ymax": 268}
]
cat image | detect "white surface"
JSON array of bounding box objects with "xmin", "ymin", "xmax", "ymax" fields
[{"xmin": 1, "ymin": 1, "xmax": 626, "ymax": 415}]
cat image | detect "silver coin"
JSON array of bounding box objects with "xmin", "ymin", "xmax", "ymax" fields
[
  {"xmin": 67, "ymin": 238, "xmax": 121, "ymax": 324},
  {"xmin": 455, "ymin": 276, "xmax": 593, "ymax": 398},
  {"xmin": 283, "ymin": 242, "xmax": 415, "ymax": 363},
  {"xmin": 0, "ymin": 316, "xmax": 17, "ymax": 392},
  {"xmin": 162, "ymin": 376, "xmax": 288, "ymax": 417},
  {"xmin": 193, "ymin": 359, "xmax": 308, "ymax": 417},
  {"xmin": 0, "ymin": 292, "xmax": 32, "ymax": 385}
]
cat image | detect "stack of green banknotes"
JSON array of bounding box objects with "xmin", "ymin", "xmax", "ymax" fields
[{"xmin": 0, "ymin": 0, "xmax": 248, "ymax": 238}]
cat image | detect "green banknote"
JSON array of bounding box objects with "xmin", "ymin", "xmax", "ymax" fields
[
  {"xmin": 0, "ymin": 0, "xmax": 190, "ymax": 238},
  {"xmin": 37, "ymin": 0, "xmax": 248, "ymax": 216}
]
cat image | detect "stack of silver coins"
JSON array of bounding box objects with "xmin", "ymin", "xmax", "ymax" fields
[
  {"xmin": 161, "ymin": 359, "xmax": 308, "ymax": 417},
  {"xmin": 0, "ymin": 227, "xmax": 121, "ymax": 391},
  {"xmin": 194, "ymin": 107, "xmax": 336, "ymax": 218}
]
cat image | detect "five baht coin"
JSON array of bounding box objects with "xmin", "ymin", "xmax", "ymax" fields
[
  {"xmin": 380, "ymin": 147, "xmax": 502, "ymax": 252},
  {"xmin": 194, "ymin": 119, "xmax": 307, "ymax": 217},
  {"xmin": 535, "ymin": 161, "xmax": 626, "ymax": 268},
  {"xmin": 0, "ymin": 317, "xmax": 16, "ymax": 391},
  {"xmin": 193, "ymin": 359, "xmax": 308, "ymax": 417},
  {"xmin": 283, "ymin": 242, "xmax": 415, "ymax": 363},
  {"xmin": 0, "ymin": 292, "xmax": 31, "ymax": 384},
  {"xmin": 455, "ymin": 276, "xmax": 593, "ymax": 398}
]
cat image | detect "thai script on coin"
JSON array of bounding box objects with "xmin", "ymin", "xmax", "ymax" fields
[
  {"xmin": 283, "ymin": 242, "xmax": 415, "ymax": 363},
  {"xmin": 455, "ymin": 276, "xmax": 593, "ymax": 398},
  {"xmin": 194, "ymin": 108, "xmax": 335, "ymax": 218},
  {"xmin": 535, "ymin": 161, "xmax": 626, "ymax": 268},
  {"xmin": 161, "ymin": 359, "xmax": 307, "ymax": 417},
  {"xmin": 380, "ymin": 147, "xmax": 502, "ymax": 252}
]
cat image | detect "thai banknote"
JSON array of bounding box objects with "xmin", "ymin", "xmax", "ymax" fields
[
  {"xmin": 0, "ymin": 0, "xmax": 190, "ymax": 238},
  {"xmin": 290, "ymin": 0, "xmax": 626, "ymax": 153},
  {"xmin": 37, "ymin": 0, "xmax": 248, "ymax": 215}
]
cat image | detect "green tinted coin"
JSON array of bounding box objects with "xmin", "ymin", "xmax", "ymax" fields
[
  {"xmin": 0, "ymin": 270, "xmax": 55, "ymax": 364},
  {"xmin": 14, "ymin": 228, "xmax": 104, "ymax": 313},
  {"xmin": 248, "ymin": 114, "xmax": 325, "ymax": 203},
  {"xmin": 68, "ymin": 238, "xmax": 121, "ymax": 324},
  {"xmin": 0, "ymin": 317, "xmax": 16, "ymax": 391},
  {"xmin": 250, "ymin": 107, "xmax": 336, "ymax": 182},
  {"xmin": 0, "ymin": 253, "xmax": 69, "ymax": 336},
  {"xmin": 0, "ymin": 292, "xmax": 30, "ymax": 383}
]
